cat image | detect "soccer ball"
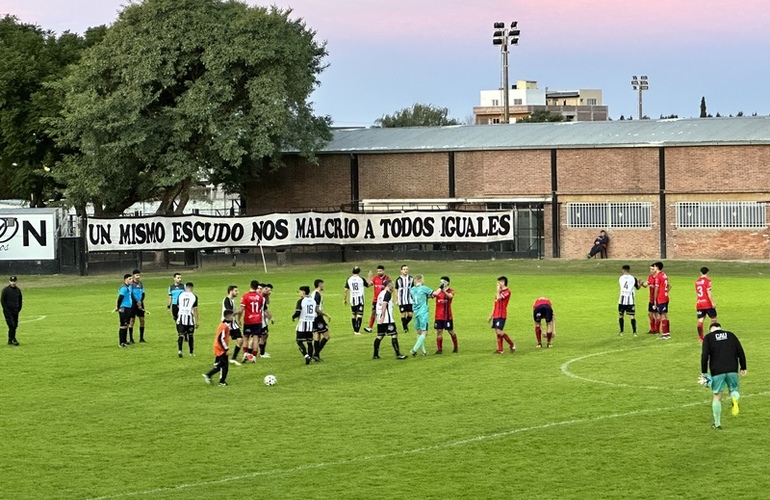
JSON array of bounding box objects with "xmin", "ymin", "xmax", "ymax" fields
[{"xmin": 264, "ymin": 374, "xmax": 277, "ymax": 386}]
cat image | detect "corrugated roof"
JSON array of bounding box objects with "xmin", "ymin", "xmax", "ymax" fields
[{"xmin": 318, "ymin": 116, "xmax": 770, "ymax": 154}]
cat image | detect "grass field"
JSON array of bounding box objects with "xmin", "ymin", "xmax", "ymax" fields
[{"xmin": 2, "ymin": 259, "xmax": 770, "ymax": 499}]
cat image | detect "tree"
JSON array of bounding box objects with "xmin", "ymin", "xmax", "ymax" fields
[
  {"xmin": 374, "ymin": 103, "xmax": 459, "ymax": 128},
  {"xmin": 50, "ymin": 0, "xmax": 331, "ymax": 216},
  {"xmin": 700, "ymin": 97, "xmax": 708, "ymax": 118},
  {"xmin": 516, "ymin": 109, "xmax": 564, "ymax": 123}
]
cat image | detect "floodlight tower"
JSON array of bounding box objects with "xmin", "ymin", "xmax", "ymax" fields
[
  {"xmin": 631, "ymin": 75, "xmax": 649, "ymax": 120},
  {"xmin": 493, "ymin": 21, "xmax": 520, "ymax": 124}
]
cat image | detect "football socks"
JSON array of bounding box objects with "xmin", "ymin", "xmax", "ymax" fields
[
  {"xmin": 618, "ymin": 318, "xmax": 624, "ymax": 333},
  {"xmin": 535, "ymin": 325, "xmax": 542, "ymax": 343},
  {"xmin": 712, "ymin": 400, "xmax": 722, "ymax": 427}
]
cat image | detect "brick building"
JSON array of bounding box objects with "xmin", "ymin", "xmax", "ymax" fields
[{"xmin": 246, "ymin": 117, "xmax": 770, "ymax": 260}]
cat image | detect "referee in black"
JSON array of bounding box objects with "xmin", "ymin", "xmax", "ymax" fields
[
  {"xmin": 701, "ymin": 322, "xmax": 747, "ymax": 429},
  {"xmin": 1, "ymin": 276, "xmax": 22, "ymax": 346}
]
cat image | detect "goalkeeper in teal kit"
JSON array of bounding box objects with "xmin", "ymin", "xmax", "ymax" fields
[{"xmin": 409, "ymin": 275, "xmax": 435, "ymax": 357}]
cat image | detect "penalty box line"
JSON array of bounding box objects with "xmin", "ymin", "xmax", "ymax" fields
[{"xmin": 87, "ymin": 392, "xmax": 770, "ymax": 500}]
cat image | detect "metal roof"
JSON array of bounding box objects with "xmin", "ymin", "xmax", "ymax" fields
[{"xmin": 317, "ymin": 116, "xmax": 770, "ymax": 154}]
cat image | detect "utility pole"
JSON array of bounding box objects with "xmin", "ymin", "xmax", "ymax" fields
[
  {"xmin": 631, "ymin": 75, "xmax": 649, "ymax": 120},
  {"xmin": 493, "ymin": 21, "xmax": 520, "ymax": 124}
]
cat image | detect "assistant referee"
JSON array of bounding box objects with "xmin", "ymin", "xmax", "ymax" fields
[{"xmin": 701, "ymin": 322, "xmax": 747, "ymax": 429}]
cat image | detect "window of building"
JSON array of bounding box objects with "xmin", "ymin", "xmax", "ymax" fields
[
  {"xmin": 587, "ymin": 98, "xmax": 597, "ymax": 105},
  {"xmin": 491, "ymin": 118, "xmax": 500, "ymax": 124},
  {"xmin": 492, "ymin": 99, "xmax": 499, "ymax": 106},
  {"xmin": 513, "ymin": 98, "xmax": 523, "ymax": 105},
  {"xmin": 675, "ymin": 201, "xmax": 767, "ymax": 228},
  {"xmin": 567, "ymin": 202, "xmax": 653, "ymax": 228}
]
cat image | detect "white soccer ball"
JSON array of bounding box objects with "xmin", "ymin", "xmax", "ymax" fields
[{"xmin": 264, "ymin": 374, "xmax": 277, "ymax": 386}]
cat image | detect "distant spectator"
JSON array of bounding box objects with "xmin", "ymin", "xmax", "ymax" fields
[{"xmin": 587, "ymin": 230, "xmax": 610, "ymax": 259}]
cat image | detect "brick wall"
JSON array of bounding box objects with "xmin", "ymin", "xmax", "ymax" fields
[
  {"xmin": 454, "ymin": 150, "xmax": 551, "ymax": 197},
  {"xmin": 557, "ymin": 148, "xmax": 659, "ymax": 194},
  {"xmin": 359, "ymin": 153, "xmax": 448, "ymax": 199},
  {"xmin": 666, "ymin": 146, "xmax": 770, "ymax": 193}
]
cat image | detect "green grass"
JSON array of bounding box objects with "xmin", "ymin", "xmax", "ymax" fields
[{"xmin": 2, "ymin": 259, "xmax": 769, "ymax": 500}]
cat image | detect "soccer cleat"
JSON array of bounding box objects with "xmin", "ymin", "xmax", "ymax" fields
[
  {"xmin": 547, "ymin": 343, "xmax": 552, "ymax": 348},
  {"xmin": 260, "ymin": 353, "xmax": 271, "ymax": 358},
  {"xmin": 202, "ymin": 374, "xmax": 212, "ymax": 385},
  {"xmin": 618, "ymin": 332, "xmax": 624, "ymax": 337},
  {"xmin": 422, "ymin": 351, "xmax": 427, "ymax": 356},
  {"xmin": 139, "ymin": 339, "xmax": 147, "ymax": 343},
  {"xmin": 657, "ymin": 335, "xmax": 670, "ymax": 341},
  {"xmin": 178, "ymin": 350, "xmax": 183, "ymax": 358},
  {"xmin": 312, "ymin": 356, "xmax": 321, "ymax": 362},
  {"xmin": 633, "ymin": 333, "xmax": 638, "ymax": 337},
  {"xmin": 396, "ymin": 355, "xmax": 407, "ymax": 360},
  {"xmin": 435, "ymin": 350, "xmax": 443, "ymax": 355},
  {"xmin": 219, "ymin": 382, "xmax": 228, "ymax": 387},
  {"xmin": 229, "ymin": 359, "xmax": 242, "ymax": 366},
  {"xmin": 536, "ymin": 343, "xmax": 542, "ymax": 348},
  {"xmin": 404, "ymin": 327, "xmax": 409, "ymax": 334},
  {"xmin": 305, "ymin": 355, "xmax": 312, "ymax": 365},
  {"xmin": 493, "ymin": 350, "xmax": 504, "ymax": 354},
  {"xmin": 354, "ymin": 332, "xmax": 361, "ymax": 336},
  {"xmin": 10, "ymin": 339, "xmax": 19, "ymax": 346},
  {"xmin": 411, "ymin": 350, "xmax": 417, "ymax": 357},
  {"xmin": 363, "ymin": 327, "xmax": 372, "ymax": 333},
  {"xmin": 732, "ymin": 398, "xmax": 740, "ymax": 416},
  {"xmin": 189, "ymin": 352, "xmax": 195, "ymax": 357},
  {"xmin": 128, "ymin": 339, "xmax": 135, "ymax": 345},
  {"xmin": 711, "ymin": 423, "xmax": 722, "ymax": 430},
  {"xmin": 452, "ymin": 348, "xmax": 458, "ymax": 353},
  {"xmin": 372, "ymin": 355, "xmax": 381, "ymax": 359},
  {"xmin": 509, "ymin": 344, "xmax": 516, "ymax": 353}
]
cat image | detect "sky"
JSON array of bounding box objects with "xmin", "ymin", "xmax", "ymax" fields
[{"xmin": 3, "ymin": 0, "xmax": 770, "ymax": 126}]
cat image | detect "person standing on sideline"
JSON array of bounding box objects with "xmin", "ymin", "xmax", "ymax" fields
[
  {"xmin": 695, "ymin": 267, "xmax": 718, "ymax": 343},
  {"xmin": 203, "ymin": 309, "xmax": 233, "ymax": 387},
  {"xmin": 343, "ymin": 267, "xmax": 369, "ymax": 335},
  {"xmin": 433, "ymin": 276, "xmax": 458, "ymax": 354},
  {"xmin": 372, "ymin": 280, "xmax": 407, "ymax": 360},
  {"xmin": 128, "ymin": 269, "xmax": 146, "ymax": 343},
  {"xmin": 312, "ymin": 279, "xmax": 332, "ymax": 362},
  {"xmin": 292, "ymin": 286, "xmax": 316, "ymax": 365},
  {"xmin": 396, "ymin": 265, "xmax": 414, "ymax": 333},
  {"xmin": 176, "ymin": 282, "xmax": 199, "ymax": 357},
  {"xmin": 532, "ymin": 297, "xmax": 556, "ymax": 348},
  {"xmin": 652, "ymin": 262, "xmax": 672, "ymax": 340},
  {"xmin": 701, "ymin": 322, "xmax": 747, "ymax": 429},
  {"xmin": 222, "ymin": 285, "xmax": 243, "ymax": 365},
  {"xmin": 488, "ymin": 276, "xmax": 515, "ymax": 354},
  {"xmin": 365, "ymin": 265, "xmax": 389, "ymax": 333},
  {"xmin": 408, "ymin": 274, "xmax": 434, "ymax": 357},
  {"xmin": 113, "ymin": 274, "xmax": 134, "ymax": 347},
  {"xmin": 167, "ymin": 273, "xmax": 184, "ymax": 321},
  {"xmin": 1, "ymin": 276, "xmax": 22, "ymax": 346},
  {"xmin": 618, "ymin": 265, "xmax": 640, "ymax": 336}
]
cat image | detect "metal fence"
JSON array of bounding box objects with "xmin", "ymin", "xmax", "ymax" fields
[
  {"xmin": 567, "ymin": 202, "xmax": 653, "ymax": 229},
  {"xmin": 675, "ymin": 201, "xmax": 767, "ymax": 229}
]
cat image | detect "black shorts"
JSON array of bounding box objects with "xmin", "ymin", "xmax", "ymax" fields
[
  {"xmin": 350, "ymin": 304, "xmax": 364, "ymax": 315},
  {"xmin": 434, "ymin": 320, "xmax": 453, "ymax": 331},
  {"xmin": 533, "ymin": 305, "xmax": 554, "ymax": 323},
  {"xmin": 130, "ymin": 305, "xmax": 145, "ymax": 318},
  {"xmin": 697, "ymin": 308, "xmax": 717, "ymax": 319},
  {"xmin": 371, "ymin": 302, "xmax": 377, "ymax": 312},
  {"xmin": 296, "ymin": 330, "xmax": 313, "ymax": 341},
  {"xmin": 314, "ymin": 317, "xmax": 329, "ymax": 334},
  {"xmin": 118, "ymin": 308, "xmax": 132, "ymax": 327},
  {"xmin": 656, "ymin": 302, "xmax": 669, "ymax": 314},
  {"xmin": 243, "ymin": 324, "xmax": 263, "ymax": 336},
  {"xmin": 377, "ymin": 323, "xmax": 397, "ymax": 336},
  {"xmin": 491, "ymin": 318, "xmax": 506, "ymax": 330},
  {"xmin": 399, "ymin": 304, "xmax": 413, "ymax": 313},
  {"xmin": 618, "ymin": 304, "xmax": 636, "ymax": 315},
  {"xmin": 230, "ymin": 328, "xmax": 243, "ymax": 340},
  {"xmin": 176, "ymin": 323, "xmax": 194, "ymax": 335},
  {"xmin": 171, "ymin": 304, "xmax": 179, "ymax": 321},
  {"xmin": 648, "ymin": 302, "xmax": 656, "ymax": 313}
]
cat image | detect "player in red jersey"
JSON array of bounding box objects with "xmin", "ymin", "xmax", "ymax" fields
[
  {"xmin": 641, "ymin": 264, "xmax": 659, "ymax": 333},
  {"xmin": 652, "ymin": 262, "xmax": 672, "ymax": 340},
  {"xmin": 695, "ymin": 267, "xmax": 717, "ymax": 342},
  {"xmin": 239, "ymin": 280, "xmax": 265, "ymax": 362},
  {"xmin": 365, "ymin": 265, "xmax": 389, "ymax": 333},
  {"xmin": 532, "ymin": 297, "xmax": 555, "ymax": 348},
  {"xmin": 433, "ymin": 276, "xmax": 458, "ymax": 354},
  {"xmin": 488, "ymin": 276, "xmax": 515, "ymax": 353}
]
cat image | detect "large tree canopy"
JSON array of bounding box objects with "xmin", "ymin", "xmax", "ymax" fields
[
  {"xmin": 50, "ymin": 0, "xmax": 331, "ymax": 216},
  {"xmin": 374, "ymin": 103, "xmax": 459, "ymax": 128}
]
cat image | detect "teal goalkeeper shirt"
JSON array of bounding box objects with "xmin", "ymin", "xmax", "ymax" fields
[{"xmin": 410, "ymin": 285, "xmax": 434, "ymax": 316}]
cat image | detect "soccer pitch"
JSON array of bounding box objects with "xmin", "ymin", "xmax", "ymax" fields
[{"xmin": 2, "ymin": 259, "xmax": 769, "ymax": 499}]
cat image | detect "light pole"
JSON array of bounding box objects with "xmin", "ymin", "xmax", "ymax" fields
[
  {"xmin": 493, "ymin": 21, "xmax": 520, "ymax": 124},
  {"xmin": 631, "ymin": 75, "xmax": 649, "ymax": 120}
]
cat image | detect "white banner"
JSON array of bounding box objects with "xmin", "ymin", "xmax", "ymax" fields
[
  {"xmin": 0, "ymin": 209, "xmax": 58, "ymax": 261},
  {"xmin": 86, "ymin": 211, "xmax": 514, "ymax": 252}
]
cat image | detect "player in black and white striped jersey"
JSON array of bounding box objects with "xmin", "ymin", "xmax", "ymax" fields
[
  {"xmin": 395, "ymin": 265, "xmax": 414, "ymax": 333},
  {"xmin": 222, "ymin": 285, "xmax": 243, "ymax": 365},
  {"xmin": 372, "ymin": 280, "xmax": 407, "ymax": 360},
  {"xmin": 618, "ymin": 265, "xmax": 640, "ymax": 336},
  {"xmin": 292, "ymin": 286, "xmax": 316, "ymax": 365},
  {"xmin": 176, "ymin": 282, "xmax": 199, "ymax": 358},
  {"xmin": 312, "ymin": 279, "xmax": 332, "ymax": 362},
  {"xmin": 344, "ymin": 267, "xmax": 369, "ymax": 335}
]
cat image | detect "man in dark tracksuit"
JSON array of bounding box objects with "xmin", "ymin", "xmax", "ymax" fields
[
  {"xmin": 701, "ymin": 322, "xmax": 747, "ymax": 429},
  {"xmin": 1, "ymin": 276, "xmax": 22, "ymax": 346}
]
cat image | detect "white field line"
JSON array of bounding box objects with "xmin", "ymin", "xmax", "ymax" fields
[
  {"xmin": 85, "ymin": 392, "xmax": 770, "ymax": 500},
  {"xmin": 18, "ymin": 315, "xmax": 46, "ymax": 324}
]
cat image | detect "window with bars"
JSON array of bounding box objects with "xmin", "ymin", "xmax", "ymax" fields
[
  {"xmin": 567, "ymin": 202, "xmax": 653, "ymax": 228},
  {"xmin": 675, "ymin": 201, "xmax": 766, "ymax": 228}
]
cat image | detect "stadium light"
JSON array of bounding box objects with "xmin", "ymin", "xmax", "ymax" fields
[
  {"xmin": 631, "ymin": 75, "xmax": 649, "ymax": 120},
  {"xmin": 492, "ymin": 21, "xmax": 520, "ymax": 124}
]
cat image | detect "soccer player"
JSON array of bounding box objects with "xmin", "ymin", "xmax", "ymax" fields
[
  {"xmin": 696, "ymin": 267, "xmax": 717, "ymax": 343},
  {"xmin": 408, "ymin": 274, "xmax": 434, "ymax": 357},
  {"xmin": 701, "ymin": 322, "xmax": 747, "ymax": 429},
  {"xmin": 533, "ymin": 297, "xmax": 556, "ymax": 348},
  {"xmin": 292, "ymin": 286, "xmax": 316, "ymax": 365},
  {"xmin": 1, "ymin": 276, "xmax": 22, "ymax": 346},
  {"xmin": 618, "ymin": 265, "xmax": 640, "ymax": 336},
  {"xmin": 114, "ymin": 274, "xmax": 134, "ymax": 347},
  {"xmin": 176, "ymin": 282, "xmax": 199, "ymax": 357},
  {"xmin": 167, "ymin": 273, "xmax": 184, "ymax": 321},
  {"xmin": 488, "ymin": 276, "xmax": 515, "ymax": 353},
  {"xmin": 312, "ymin": 279, "xmax": 332, "ymax": 362},
  {"xmin": 128, "ymin": 269, "xmax": 146, "ymax": 343},
  {"xmin": 240, "ymin": 280, "xmax": 264, "ymax": 363},
  {"xmin": 343, "ymin": 267, "xmax": 369, "ymax": 335},
  {"xmin": 433, "ymin": 276, "xmax": 458, "ymax": 354},
  {"xmin": 641, "ymin": 264, "xmax": 659, "ymax": 334},
  {"xmin": 258, "ymin": 283, "xmax": 274, "ymax": 358},
  {"xmin": 652, "ymin": 262, "xmax": 672, "ymax": 340},
  {"xmin": 222, "ymin": 285, "xmax": 243, "ymax": 365},
  {"xmin": 202, "ymin": 309, "xmax": 233, "ymax": 386},
  {"xmin": 372, "ymin": 280, "xmax": 407, "ymax": 360},
  {"xmin": 396, "ymin": 265, "xmax": 414, "ymax": 333},
  {"xmin": 365, "ymin": 265, "xmax": 389, "ymax": 333}
]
